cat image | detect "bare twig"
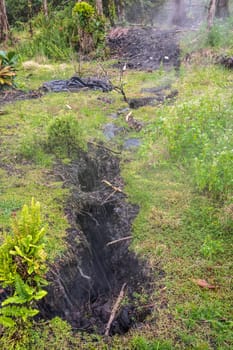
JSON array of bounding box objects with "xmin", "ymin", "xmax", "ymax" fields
[
  {"xmin": 125, "ymin": 111, "xmax": 133, "ymax": 121},
  {"xmin": 101, "ymin": 190, "xmax": 117, "ymax": 206},
  {"xmin": 106, "ymin": 236, "xmax": 132, "ymax": 247},
  {"xmin": 104, "ymin": 283, "xmax": 127, "ymax": 336},
  {"xmin": 102, "ymin": 180, "xmax": 123, "ymax": 193},
  {"xmin": 88, "ymin": 141, "xmax": 121, "ymax": 155}
]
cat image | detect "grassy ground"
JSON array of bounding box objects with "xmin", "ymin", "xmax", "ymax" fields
[{"xmin": 0, "ymin": 55, "xmax": 232, "ymax": 349}]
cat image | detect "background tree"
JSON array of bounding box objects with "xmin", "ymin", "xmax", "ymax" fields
[
  {"xmin": 216, "ymin": 0, "xmax": 229, "ymax": 18},
  {"xmin": 43, "ymin": 0, "xmax": 48, "ymax": 18},
  {"xmin": 96, "ymin": 0, "xmax": 103, "ymax": 16},
  {"xmin": 0, "ymin": 0, "xmax": 9, "ymax": 42},
  {"xmin": 207, "ymin": 0, "xmax": 217, "ymax": 30}
]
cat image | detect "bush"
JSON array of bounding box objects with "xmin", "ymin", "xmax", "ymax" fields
[
  {"xmin": 18, "ymin": 8, "xmax": 75, "ymax": 61},
  {"xmin": 72, "ymin": 1, "xmax": 105, "ymax": 55},
  {"xmin": 47, "ymin": 115, "xmax": 83, "ymax": 158},
  {"xmin": 0, "ymin": 199, "xmax": 48, "ymax": 329},
  {"xmin": 0, "ymin": 51, "xmax": 17, "ymax": 88}
]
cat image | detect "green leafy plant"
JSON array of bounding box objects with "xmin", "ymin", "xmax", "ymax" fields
[
  {"xmin": 72, "ymin": 1, "xmax": 95, "ymax": 27},
  {"xmin": 47, "ymin": 115, "xmax": 84, "ymax": 158},
  {"xmin": 0, "ymin": 51, "xmax": 18, "ymax": 67},
  {"xmin": 201, "ymin": 234, "xmax": 224, "ymax": 260},
  {"xmin": 0, "ymin": 199, "xmax": 48, "ymax": 328},
  {"xmin": 72, "ymin": 1, "xmax": 105, "ymax": 54},
  {"xmin": 0, "ymin": 51, "xmax": 18, "ymax": 88}
]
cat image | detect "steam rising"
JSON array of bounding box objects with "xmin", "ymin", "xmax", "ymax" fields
[{"xmin": 124, "ymin": 0, "xmax": 208, "ymax": 28}]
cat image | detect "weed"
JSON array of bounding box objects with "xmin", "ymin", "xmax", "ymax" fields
[
  {"xmin": 200, "ymin": 235, "xmax": 224, "ymax": 260},
  {"xmin": 47, "ymin": 114, "xmax": 84, "ymax": 158}
]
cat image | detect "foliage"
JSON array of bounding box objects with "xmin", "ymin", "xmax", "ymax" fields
[
  {"xmin": 183, "ymin": 17, "xmax": 233, "ymax": 52},
  {"xmin": 72, "ymin": 1, "xmax": 95, "ymax": 27},
  {"xmin": 0, "ymin": 199, "xmax": 48, "ymax": 328},
  {"xmin": 72, "ymin": 1, "xmax": 106, "ymax": 55},
  {"xmin": 150, "ymin": 91, "xmax": 233, "ymax": 199},
  {"xmin": 5, "ymin": 0, "xmax": 41, "ymax": 25},
  {"xmin": 47, "ymin": 114, "xmax": 84, "ymax": 158},
  {"xmin": 0, "ymin": 51, "xmax": 17, "ymax": 88},
  {"xmin": 18, "ymin": 9, "xmax": 75, "ymax": 61},
  {"xmin": 0, "ymin": 50, "xmax": 18, "ymax": 67}
]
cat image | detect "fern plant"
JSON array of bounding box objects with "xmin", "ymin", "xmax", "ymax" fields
[{"xmin": 0, "ymin": 199, "xmax": 48, "ymax": 328}]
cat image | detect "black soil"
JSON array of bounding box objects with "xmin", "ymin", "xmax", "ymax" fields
[
  {"xmin": 108, "ymin": 27, "xmax": 180, "ymax": 70},
  {"xmin": 39, "ymin": 145, "xmax": 158, "ymax": 335},
  {"xmin": 0, "ymin": 89, "xmax": 43, "ymax": 105}
]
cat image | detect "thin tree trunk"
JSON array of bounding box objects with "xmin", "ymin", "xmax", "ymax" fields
[
  {"xmin": 0, "ymin": 0, "xmax": 9, "ymax": 42},
  {"xmin": 96, "ymin": 0, "xmax": 103, "ymax": 16},
  {"xmin": 207, "ymin": 0, "xmax": 217, "ymax": 30},
  {"xmin": 43, "ymin": 0, "xmax": 49, "ymax": 18}
]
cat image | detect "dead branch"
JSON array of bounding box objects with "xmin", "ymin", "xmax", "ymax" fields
[
  {"xmin": 101, "ymin": 190, "xmax": 117, "ymax": 206},
  {"xmin": 125, "ymin": 111, "xmax": 133, "ymax": 122},
  {"xmin": 104, "ymin": 283, "xmax": 127, "ymax": 336},
  {"xmin": 106, "ymin": 236, "xmax": 132, "ymax": 247},
  {"xmin": 88, "ymin": 141, "xmax": 121, "ymax": 155},
  {"xmin": 102, "ymin": 180, "xmax": 123, "ymax": 193}
]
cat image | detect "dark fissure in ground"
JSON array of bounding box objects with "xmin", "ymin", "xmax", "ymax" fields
[{"xmin": 39, "ymin": 145, "xmax": 157, "ymax": 335}]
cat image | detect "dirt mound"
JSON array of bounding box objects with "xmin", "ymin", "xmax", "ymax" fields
[
  {"xmin": 108, "ymin": 27, "xmax": 180, "ymax": 71},
  {"xmin": 39, "ymin": 145, "xmax": 159, "ymax": 335}
]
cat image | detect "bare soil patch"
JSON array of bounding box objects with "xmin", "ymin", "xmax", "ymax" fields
[{"xmin": 108, "ymin": 27, "xmax": 180, "ymax": 71}]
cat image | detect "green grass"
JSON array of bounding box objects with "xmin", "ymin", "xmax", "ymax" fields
[{"xmin": 0, "ymin": 56, "xmax": 232, "ymax": 349}]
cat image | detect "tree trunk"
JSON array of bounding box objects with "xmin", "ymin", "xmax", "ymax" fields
[
  {"xmin": 207, "ymin": 0, "xmax": 217, "ymax": 30},
  {"xmin": 115, "ymin": 0, "xmax": 125, "ymax": 22},
  {"xmin": 172, "ymin": 0, "xmax": 186, "ymax": 26},
  {"xmin": 43, "ymin": 0, "xmax": 49, "ymax": 18},
  {"xmin": 96, "ymin": 0, "xmax": 103, "ymax": 16},
  {"xmin": 216, "ymin": 0, "xmax": 229, "ymax": 18},
  {"xmin": 0, "ymin": 0, "xmax": 9, "ymax": 42}
]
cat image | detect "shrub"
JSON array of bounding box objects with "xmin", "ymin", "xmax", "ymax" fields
[
  {"xmin": 47, "ymin": 115, "xmax": 83, "ymax": 158},
  {"xmin": 18, "ymin": 8, "xmax": 75, "ymax": 61},
  {"xmin": 0, "ymin": 199, "xmax": 48, "ymax": 329},
  {"xmin": 0, "ymin": 51, "xmax": 17, "ymax": 88},
  {"xmin": 72, "ymin": 1, "xmax": 105, "ymax": 55}
]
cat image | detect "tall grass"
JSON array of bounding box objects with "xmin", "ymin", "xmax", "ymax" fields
[{"xmin": 17, "ymin": 9, "xmax": 75, "ymax": 61}]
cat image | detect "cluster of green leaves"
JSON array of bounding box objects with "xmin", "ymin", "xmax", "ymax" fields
[
  {"xmin": 0, "ymin": 199, "xmax": 48, "ymax": 328},
  {"xmin": 72, "ymin": 1, "xmax": 95, "ymax": 27},
  {"xmin": 72, "ymin": 1, "xmax": 106, "ymax": 55},
  {"xmin": 0, "ymin": 51, "xmax": 17, "ymax": 88}
]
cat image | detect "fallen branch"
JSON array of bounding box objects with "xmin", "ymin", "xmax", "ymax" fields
[
  {"xmin": 104, "ymin": 283, "xmax": 127, "ymax": 336},
  {"xmin": 125, "ymin": 111, "xmax": 133, "ymax": 121},
  {"xmin": 101, "ymin": 190, "xmax": 117, "ymax": 206},
  {"xmin": 106, "ymin": 236, "xmax": 132, "ymax": 247},
  {"xmin": 102, "ymin": 180, "xmax": 123, "ymax": 193},
  {"xmin": 88, "ymin": 141, "xmax": 121, "ymax": 155}
]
